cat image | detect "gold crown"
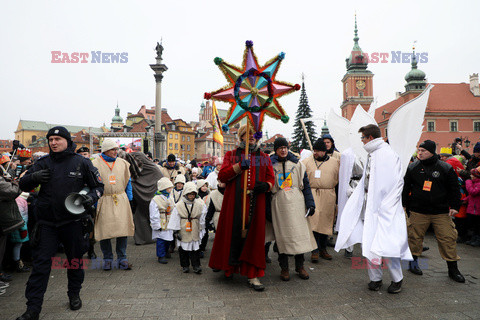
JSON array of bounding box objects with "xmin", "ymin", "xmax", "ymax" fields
[{"xmin": 17, "ymin": 149, "xmax": 32, "ymax": 158}]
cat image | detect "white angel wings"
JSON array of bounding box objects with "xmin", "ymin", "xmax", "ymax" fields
[{"xmin": 326, "ymin": 84, "xmax": 433, "ymax": 175}]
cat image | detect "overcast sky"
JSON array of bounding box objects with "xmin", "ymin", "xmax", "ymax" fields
[{"xmin": 1, "ymin": 0, "xmax": 479, "ymax": 140}]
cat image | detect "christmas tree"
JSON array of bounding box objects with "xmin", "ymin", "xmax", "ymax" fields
[{"xmin": 291, "ymin": 77, "xmax": 317, "ymax": 152}]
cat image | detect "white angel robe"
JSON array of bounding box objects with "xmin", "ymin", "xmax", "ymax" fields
[
  {"xmin": 334, "ymin": 138, "xmax": 412, "ymax": 264},
  {"xmin": 336, "ymin": 148, "xmax": 356, "ymax": 233}
]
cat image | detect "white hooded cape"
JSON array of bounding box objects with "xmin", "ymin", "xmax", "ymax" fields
[{"xmin": 334, "ymin": 138, "xmax": 412, "ymax": 264}]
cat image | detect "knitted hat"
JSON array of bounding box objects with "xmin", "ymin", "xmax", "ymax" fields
[
  {"xmin": 237, "ymin": 124, "xmax": 254, "ymax": 141},
  {"xmin": 46, "ymin": 126, "xmax": 71, "ymax": 142},
  {"xmin": 157, "ymin": 177, "xmax": 174, "ymax": 191},
  {"xmin": 321, "ymin": 134, "xmax": 334, "ymax": 143},
  {"xmin": 167, "ymin": 154, "xmax": 176, "ymax": 162},
  {"xmin": 471, "ymin": 167, "xmax": 480, "ymax": 179},
  {"xmin": 192, "ymin": 167, "xmax": 199, "ymax": 175},
  {"xmin": 76, "ymin": 146, "xmax": 89, "ymax": 153},
  {"xmin": 174, "ymin": 174, "xmax": 186, "ymax": 185},
  {"xmin": 196, "ymin": 179, "xmax": 208, "ymax": 190},
  {"xmin": 273, "ymin": 137, "xmax": 288, "ymax": 152},
  {"xmin": 419, "ymin": 140, "xmax": 436, "ymax": 154},
  {"xmin": 183, "ymin": 181, "xmax": 198, "ymax": 196},
  {"xmin": 101, "ymin": 139, "xmax": 119, "ymax": 153},
  {"xmin": 474, "ymin": 142, "xmax": 480, "ymax": 153},
  {"xmin": 312, "ymin": 138, "xmax": 327, "ymax": 151}
]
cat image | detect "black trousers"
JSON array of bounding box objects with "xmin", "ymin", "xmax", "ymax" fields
[
  {"xmin": 467, "ymin": 214, "xmax": 480, "ymax": 236},
  {"xmin": 278, "ymin": 253, "xmax": 305, "ymax": 270},
  {"xmin": 199, "ymin": 232, "xmax": 208, "ymax": 252},
  {"xmin": 25, "ymin": 221, "xmax": 88, "ymax": 313},
  {"xmin": 312, "ymin": 231, "xmax": 328, "ymax": 251},
  {"xmin": 178, "ymin": 247, "xmax": 200, "ymax": 268}
]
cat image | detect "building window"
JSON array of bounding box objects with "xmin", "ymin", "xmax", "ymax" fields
[
  {"xmin": 187, "ymin": 145, "xmax": 190, "ymax": 151},
  {"xmin": 31, "ymin": 135, "xmax": 37, "ymax": 143},
  {"xmin": 175, "ymin": 134, "xmax": 178, "ymax": 139},
  {"xmin": 169, "ymin": 143, "xmax": 172, "ymax": 149},
  {"xmin": 182, "ymin": 136, "xmax": 185, "ymax": 142},
  {"xmin": 187, "ymin": 136, "xmax": 190, "ymax": 142},
  {"xmin": 450, "ymin": 120, "xmax": 458, "ymax": 132},
  {"xmin": 169, "ymin": 134, "xmax": 172, "ymax": 139},
  {"xmin": 175, "ymin": 143, "xmax": 178, "ymax": 150},
  {"xmin": 427, "ymin": 121, "xmax": 435, "ymax": 132},
  {"xmin": 187, "ymin": 154, "xmax": 190, "ymax": 160},
  {"xmin": 181, "ymin": 144, "xmax": 185, "ymax": 150},
  {"xmin": 474, "ymin": 121, "xmax": 480, "ymax": 132}
]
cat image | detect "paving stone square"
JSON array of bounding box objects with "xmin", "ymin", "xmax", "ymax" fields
[{"xmin": 1, "ymin": 233, "xmax": 479, "ymax": 320}]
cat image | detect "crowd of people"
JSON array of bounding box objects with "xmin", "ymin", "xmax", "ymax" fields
[{"xmin": 1, "ymin": 124, "xmax": 479, "ymax": 320}]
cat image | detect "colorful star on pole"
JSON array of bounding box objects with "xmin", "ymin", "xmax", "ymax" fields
[{"xmin": 204, "ymin": 40, "xmax": 300, "ymax": 136}]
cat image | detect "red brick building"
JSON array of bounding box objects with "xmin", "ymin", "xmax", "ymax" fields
[
  {"xmin": 375, "ymin": 69, "xmax": 480, "ymax": 151},
  {"xmin": 0, "ymin": 140, "xmax": 13, "ymax": 154}
]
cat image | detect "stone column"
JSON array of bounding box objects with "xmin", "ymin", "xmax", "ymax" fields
[{"xmin": 150, "ymin": 42, "xmax": 168, "ymax": 160}]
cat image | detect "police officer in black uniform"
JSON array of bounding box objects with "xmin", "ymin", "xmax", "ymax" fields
[{"xmin": 16, "ymin": 126, "xmax": 104, "ymax": 320}]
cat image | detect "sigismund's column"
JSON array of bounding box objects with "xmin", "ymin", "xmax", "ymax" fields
[{"xmin": 150, "ymin": 41, "xmax": 168, "ymax": 160}]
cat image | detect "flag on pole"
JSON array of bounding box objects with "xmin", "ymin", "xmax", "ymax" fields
[{"xmin": 212, "ymin": 101, "xmax": 224, "ymax": 145}]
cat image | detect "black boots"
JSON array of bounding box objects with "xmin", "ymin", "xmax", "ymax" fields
[
  {"xmin": 16, "ymin": 310, "xmax": 39, "ymax": 320},
  {"xmin": 69, "ymin": 294, "xmax": 82, "ymax": 310},
  {"xmin": 408, "ymin": 256, "xmax": 423, "ymax": 275},
  {"xmin": 447, "ymin": 261, "xmax": 465, "ymax": 283}
]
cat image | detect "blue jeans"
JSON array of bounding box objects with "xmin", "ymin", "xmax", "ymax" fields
[
  {"xmin": 156, "ymin": 238, "xmax": 169, "ymax": 258},
  {"xmin": 100, "ymin": 237, "xmax": 128, "ymax": 262}
]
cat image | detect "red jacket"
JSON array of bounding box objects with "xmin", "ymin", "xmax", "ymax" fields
[{"xmin": 209, "ymin": 148, "xmax": 274, "ymax": 278}]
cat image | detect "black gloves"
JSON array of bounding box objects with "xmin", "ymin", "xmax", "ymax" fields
[
  {"xmin": 81, "ymin": 195, "xmax": 94, "ymax": 209},
  {"xmin": 206, "ymin": 221, "xmax": 215, "ymax": 232},
  {"xmin": 253, "ymin": 181, "xmax": 270, "ymax": 194},
  {"xmin": 240, "ymin": 159, "xmax": 250, "ymax": 171},
  {"xmin": 31, "ymin": 169, "xmax": 51, "ymax": 184},
  {"xmin": 306, "ymin": 207, "xmax": 315, "ymax": 216},
  {"xmin": 175, "ymin": 231, "xmax": 182, "ymax": 241}
]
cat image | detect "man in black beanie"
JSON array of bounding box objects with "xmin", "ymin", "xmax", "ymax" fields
[
  {"xmin": 403, "ymin": 139, "xmax": 465, "ymax": 283},
  {"xmin": 17, "ymin": 126, "xmax": 104, "ymax": 320},
  {"xmin": 268, "ymin": 136, "xmax": 316, "ymax": 281},
  {"xmin": 301, "ymin": 138, "xmax": 339, "ymax": 262},
  {"xmin": 160, "ymin": 153, "xmax": 186, "ymax": 182}
]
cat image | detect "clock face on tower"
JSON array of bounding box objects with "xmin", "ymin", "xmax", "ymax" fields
[{"xmin": 356, "ymin": 80, "xmax": 366, "ymax": 90}]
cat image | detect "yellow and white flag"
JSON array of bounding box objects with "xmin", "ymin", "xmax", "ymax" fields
[{"xmin": 212, "ymin": 101, "xmax": 224, "ymax": 145}]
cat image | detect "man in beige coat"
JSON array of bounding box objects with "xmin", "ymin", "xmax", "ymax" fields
[
  {"xmin": 302, "ymin": 138, "xmax": 340, "ymax": 262},
  {"xmin": 160, "ymin": 154, "xmax": 186, "ymax": 182},
  {"xmin": 92, "ymin": 139, "xmax": 134, "ymax": 271},
  {"xmin": 269, "ymin": 137, "xmax": 316, "ymax": 281}
]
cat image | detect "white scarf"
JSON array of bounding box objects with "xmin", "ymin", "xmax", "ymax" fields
[{"xmin": 363, "ymin": 138, "xmax": 384, "ymax": 154}]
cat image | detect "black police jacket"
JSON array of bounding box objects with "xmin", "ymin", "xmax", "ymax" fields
[
  {"xmin": 402, "ymin": 155, "xmax": 461, "ymax": 214},
  {"xmin": 19, "ymin": 144, "xmax": 104, "ymax": 224}
]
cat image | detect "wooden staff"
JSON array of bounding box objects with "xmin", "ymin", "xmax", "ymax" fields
[{"xmin": 241, "ymin": 121, "xmax": 250, "ymax": 238}]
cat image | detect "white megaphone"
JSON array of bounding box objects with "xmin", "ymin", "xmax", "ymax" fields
[{"xmin": 65, "ymin": 187, "xmax": 91, "ymax": 215}]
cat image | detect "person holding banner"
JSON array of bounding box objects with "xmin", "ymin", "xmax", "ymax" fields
[{"xmin": 208, "ymin": 124, "xmax": 274, "ymax": 291}]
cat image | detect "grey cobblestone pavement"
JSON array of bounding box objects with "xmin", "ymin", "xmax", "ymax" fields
[{"xmin": 1, "ymin": 233, "xmax": 479, "ymax": 320}]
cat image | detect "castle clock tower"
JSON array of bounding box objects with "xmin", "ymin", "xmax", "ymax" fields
[{"xmin": 340, "ymin": 15, "xmax": 374, "ymax": 120}]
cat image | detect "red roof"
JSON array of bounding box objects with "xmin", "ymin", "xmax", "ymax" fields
[
  {"xmin": 162, "ymin": 110, "xmax": 172, "ymax": 124},
  {"xmin": 375, "ymin": 83, "xmax": 480, "ymax": 124}
]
